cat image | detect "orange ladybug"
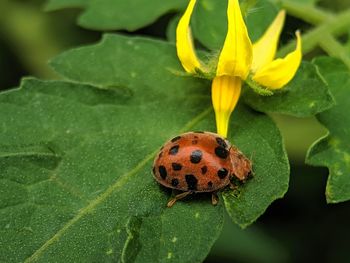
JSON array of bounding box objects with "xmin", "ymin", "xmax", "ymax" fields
[{"xmin": 152, "ymin": 131, "xmax": 252, "ymax": 207}]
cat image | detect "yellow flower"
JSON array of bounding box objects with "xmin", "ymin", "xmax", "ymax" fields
[{"xmin": 176, "ymin": 0, "xmax": 302, "ymax": 138}]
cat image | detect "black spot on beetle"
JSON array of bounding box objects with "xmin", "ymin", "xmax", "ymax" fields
[
  {"xmin": 159, "ymin": 166, "xmax": 167, "ymax": 179},
  {"xmin": 216, "ymin": 137, "xmax": 228, "ymax": 148},
  {"xmin": 194, "ymin": 131, "xmax": 204, "ymax": 133},
  {"xmin": 185, "ymin": 174, "xmax": 198, "ymax": 190},
  {"xmin": 215, "ymin": 146, "xmax": 229, "ymax": 159},
  {"xmin": 158, "ymin": 151, "xmax": 163, "ymax": 158},
  {"xmin": 152, "ymin": 166, "xmax": 156, "ymax": 175},
  {"xmin": 171, "ymin": 178, "xmax": 179, "ymax": 187},
  {"xmin": 201, "ymin": 166, "xmax": 208, "ymax": 175},
  {"xmin": 207, "ymin": 181, "xmax": 213, "ymax": 188},
  {"xmin": 217, "ymin": 168, "xmax": 228, "ymax": 179},
  {"xmin": 169, "ymin": 145, "xmax": 179, "ymax": 155},
  {"xmin": 190, "ymin": 150, "xmax": 202, "ymax": 163},
  {"xmin": 171, "ymin": 136, "xmax": 181, "ymax": 143},
  {"xmin": 172, "ymin": 163, "xmax": 182, "ymax": 171}
]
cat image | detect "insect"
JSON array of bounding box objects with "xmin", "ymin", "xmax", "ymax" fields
[{"xmin": 152, "ymin": 131, "xmax": 252, "ymax": 207}]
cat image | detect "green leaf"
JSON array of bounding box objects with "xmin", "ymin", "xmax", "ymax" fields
[
  {"xmin": 0, "ymin": 78, "xmax": 223, "ymax": 262},
  {"xmin": 306, "ymin": 57, "xmax": 350, "ymax": 203},
  {"xmin": 243, "ymin": 62, "xmax": 335, "ymax": 117},
  {"xmin": 191, "ymin": 0, "xmax": 279, "ymax": 50},
  {"xmin": 45, "ymin": 0, "xmax": 187, "ymax": 31},
  {"xmin": 1, "ymin": 34, "xmax": 289, "ymax": 261}
]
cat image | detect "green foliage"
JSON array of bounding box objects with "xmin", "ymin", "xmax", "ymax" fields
[
  {"xmin": 243, "ymin": 62, "xmax": 335, "ymax": 117},
  {"xmin": 52, "ymin": 34, "xmax": 291, "ymax": 226},
  {"xmin": 0, "ymin": 76, "xmax": 224, "ymax": 262},
  {"xmin": 45, "ymin": 0, "xmax": 278, "ymax": 43},
  {"xmin": 45, "ymin": 0, "xmax": 187, "ymax": 31},
  {"xmin": 0, "ymin": 34, "xmax": 291, "ymax": 261},
  {"xmin": 3, "ymin": 0, "xmax": 350, "ymax": 261},
  {"xmin": 307, "ymin": 57, "xmax": 350, "ymax": 203}
]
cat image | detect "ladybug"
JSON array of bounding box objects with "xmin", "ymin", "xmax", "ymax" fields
[{"xmin": 152, "ymin": 131, "xmax": 252, "ymax": 207}]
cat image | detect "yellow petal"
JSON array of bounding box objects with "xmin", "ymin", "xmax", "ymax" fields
[
  {"xmin": 216, "ymin": 0, "xmax": 252, "ymax": 79},
  {"xmin": 176, "ymin": 0, "xmax": 204, "ymax": 74},
  {"xmin": 252, "ymin": 31, "xmax": 302, "ymax": 89},
  {"xmin": 252, "ymin": 10, "xmax": 286, "ymax": 72},
  {"xmin": 211, "ymin": 75, "xmax": 241, "ymax": 137}
]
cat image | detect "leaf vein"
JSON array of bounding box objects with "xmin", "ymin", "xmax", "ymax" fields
[{"xmin": 23, "ymin": 107, "xmax": 211, "ymax": 262}]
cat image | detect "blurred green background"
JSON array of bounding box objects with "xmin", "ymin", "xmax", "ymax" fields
[{"xmin": 1, "ymin": 0, "xmax": 349, "ymax": 262}]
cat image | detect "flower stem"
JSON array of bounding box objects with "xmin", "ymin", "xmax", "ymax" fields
[
  {"xmin": 318, "ymin": 35, "xmax": 350, "ymax": 69},
  {"xmin": 277, "ymin": 6, "xmax": 350, "ymax": 69},
  {"xmin": 275, "ymin": 0, "xmax": 350, "ymax": 69},
  {"xmin": 275, "ymin": 0, "xmax": 333, "ymax": 24},
  {"xmin": 245, "ymin": 77, "xmax": 274, "ymax": 96}
]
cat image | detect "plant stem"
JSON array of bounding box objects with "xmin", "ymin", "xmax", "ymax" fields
[
  {"xmin": 275, "ymin": 0, "xmax": 350, "ymax": 70},
  {"xmin": 318, "ymin": 35, "xmax": 350, "ymax": 69},
  {"xmin": 278, "ymin": 9, "xmax": 350, "ymax": 56},
  {"xmin": 277, "ymin": 0, "xmax": 333, "ymax": 24}
]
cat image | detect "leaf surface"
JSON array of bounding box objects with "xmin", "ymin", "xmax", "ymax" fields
[
  {"xmin": 1, "ymin": 34, "xmax": 289, "ymax": 261},
  {"xmin": 51, "ymin": 34, "xmax": 290, "ymax": 229},
  {"xmin": 45, "ymin": 0, "xmax": 187, "ymax": 31},
  {"xmin": 243, "ymin": 62, "xmax": 335, "ymax": 117},
  {"xmin": 306, "ymin": 57, "xmax": 350, "ymax": 203},
  {"xmin": 0, "ymin": 77, "xmax": 223, "ymax": 263}
]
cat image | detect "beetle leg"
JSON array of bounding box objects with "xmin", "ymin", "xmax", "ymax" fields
[
  {"xmin": 229, "ymin": 182, "xmax": 238, "ymax": 190},
  {"xmin": 167, "ymin": 191, "xmax": 191, "ymax": 208},
  {"xmin": 211, "ymin": 192, "xmax": 219, "ymax": 206}
]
